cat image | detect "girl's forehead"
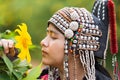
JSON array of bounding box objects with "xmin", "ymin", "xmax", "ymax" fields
[
  {"xmin": 47, "ymin": 24, "xmax": 57, "ymax": 32},
  {"xmin": 48, "ymin": 24, "xmax": 61, "ymax": 34}
]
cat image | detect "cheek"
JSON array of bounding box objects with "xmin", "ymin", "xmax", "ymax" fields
[{"xmin": 50, "ymin": 41, "xmax": 64, "ymax": 65}]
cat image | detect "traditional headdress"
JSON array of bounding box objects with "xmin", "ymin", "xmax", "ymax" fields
[{"xmin": 48, "ymin": 0, "xmax": 118, "ymax": 80}]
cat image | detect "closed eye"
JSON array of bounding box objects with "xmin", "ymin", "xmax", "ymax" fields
[{"xmin": 46, "ymin": 29, "xmax": 58, "ymax": 40}]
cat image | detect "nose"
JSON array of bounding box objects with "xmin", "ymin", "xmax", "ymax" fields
[{"xmin": 40, "ymin": 37, "xmax": 49, "ymax": 47}]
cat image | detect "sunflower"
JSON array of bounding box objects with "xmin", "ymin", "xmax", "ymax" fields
[{"xmin": 15, "ymin": 23, "xmax": 32, "ymax": 63}]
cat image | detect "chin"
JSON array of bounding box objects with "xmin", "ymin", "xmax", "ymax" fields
[
  {"xmin": 42, "ymin": 58, "xmax": 57, "ymax": 67},
  {"xmin": 42, "ymin": 58, "xmax": 50, "ymax": 65}
]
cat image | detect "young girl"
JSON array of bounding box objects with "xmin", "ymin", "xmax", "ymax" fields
[{"xmin": 0, "ymin": 0, "xmax": 116, "ymax": 80}]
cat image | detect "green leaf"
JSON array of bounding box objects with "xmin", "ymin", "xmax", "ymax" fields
[
  {"xmin": 12, "ymin": 58, "xmax": 21, "ymax": 66},
  {"xmin": 12, "ymin": 70, "xmax": 23, "ymax": 80},
  {"xmin": 1, "ymin": 51, "xmax": 13, "ymax": 74},
  {"xmin": 0, "ymin": 71, "xmax": 10, "ymax": 80},
  {"xmin": 17, "ymin": 60, "xmax": 30, "ymax": 67},
  {"xmin": 12, "ymin": 59, "xmax": 32, "ymax": 80},
  {"xmin": 22, "ymin": 63, "xmax": 42, "ymax": 80}
]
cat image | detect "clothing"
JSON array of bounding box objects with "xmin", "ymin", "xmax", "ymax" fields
[{"xmin": 38, "ymin": 68, "xmax": 112, "ymax": 80}]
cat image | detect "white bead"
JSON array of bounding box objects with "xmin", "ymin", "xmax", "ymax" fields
[
  {"xmin": 65, "ymin": 68, "xmax": 68, "ymax": 72},
  {"xmin": 72, "ymin": 44, "xmax": 76, "ymax": 48},
  {"xmin": 80, "ymin": 13, "xmax": 83, "ymax": 16},
  {"xmin": 96, "ymin": 25, "xmax": 98, "ymax": 29},
  {"xmin": 82, "ymin": 28, "xmax": 85, "ymax": 31},
  {"xmin": 53, "ymin": 18, "xmax": 55, "ymax": 22},
  {"xmin": 92, "ymin": 25, "xmax": 95, "ymax": 29},
  {"xmin": 66, "ymin": 23, "xmax": 69, "ymax": 28},
  {"xmin": 78, "ymin": 19, "xmax": 81, "ymax": 22},
  {"xmin": 65, "ymin": 50, "xmax": 68, "ymax": 53},
  {"xmin": 92, "ymin": 20, "xmax": 94, "ymax": 23},
  {"xmin": 55, "ymin": 20, "xmax": 57, "ymax": 23},
  {"xmin": 82, "ymin": 23, "xmax": 85, "ymax": 26},
  {"xmin": 98, "ymin": 8, "xmax": 100, "ymax": 11},
  {"xmin": 79, "ymin": 44, "xmax": 82, "ymax": 48},
  {"xmin": 96, "ymin": 37, "xmax": 99, "ymax": 41},
  {"xmin": 103, "ymin": 6, "xmax": 105, "ymax": 9},
  {"xmin": 64, "ymin": 21, "xmax": 67, "ymax": 24},
  {"xmin": 53, "ymin": 15, "xmax": 56, "ymax": 17},
  {"xmin": 102, "ymin": 13, "xmax": 105, "ymax": 16},
  {"xmin": 65, "ymin": 40, "xmax": 68, "ymax": 44},
  {"xmin": 65, "ymin": 29, "xmax": 74, "ymax": 39},
  {"xmin": 81, "ymin": 17, "xmax": 84, "ymax": 20},
  {"xmin": 84, "ymin": 36, "xmax": 87, "ymax": 40},
  {"xmin": 93, "ymin": 30, "xmax": 96, "ymax": 34},
  {"xmin": 73, "ymin": 40, "xmax": 77, "ymax": 43},
  {"xmin": 102, "ymin": 17, "xmax": 105, "ymax": 20},
  {"xmin": 90, "ymin": 45, "xmax": 93, "ymax": 49},
  {"xmin": 98, "ymin": 12, "xmax": 100, "ymax": 15},
  {"xmin": 65, "ymin": 63, "xmax": 68, "ymax": 66},
  {"xmin": 60, "ymin": 25, "xmax": 63, "ymax": 28},
  {"xmin": 90, "ymin": 30, "xmax": 92, "ymax": 33},
  {"xmin": 57, "ymin": 23, "xmax": 60, "ymax": 26},
  {"xmin": 84, "ymin": 13, "xmax": 87, "ymax": 17},
  {"xmin": 70, "ymin": 11, "xmax": 79, "ymax": 20},
  {"xmin": 86, "ymin": 29, "xmax": 89, "ymax": 33},
  {"xmin": 62, "ymin": 27, "xmax": 66, "ymax": 31},
  {"xmin": 82, "ymin": 20, "xmax": 85, "ymax": 23},
  {"xmin": 80, "ymin": 36, "xmax": 84, "ymax": 39},
  {"xmin": 69, "ymin": 21, "xmax": 79, "ymax": 31},
  {"xmin": 66, "ymin": 73, "xmax": 69, "ymax": 77},
  {"xmin": 83, "ymin": 44, "xmax": 86, "ymax": 48},
  {"xmin": 87, "ymin": 45, "xmax": 90, "ymax": 48},
  {"xmin": 65, "ymin": 45, "xmax": 68, "ymax": 49},
  {"xmin": 89, "ymin": 24, "xmax": 92, "ymax": 27},
  {"xmin": 103, "ymin": 2, "xmax": 105, "ymax": 5},
  {"xmin": 94, "ymin": 45, "xmax": 97, "ymax": 49},
  {"xmin": 92, "ymin": 37, "xmax": 95, "ymax": 40},
  {"xmin": 58, "ymin": 16, "xmax": 61, "ymax": 19},
  {"xmin": 86, "ymin": 20, "xmax": 89, "ymax": 23},
  {"xmin": 97, "ymin": 31, "xmax": 100, "ymax": 34},
  {"xmin": 88, "ymin": 36, "xmax": 91, "ymax": 40},
  {"xmin": 86, "ymin": 24, "xmax": 88, "ymax": 27},
  {"xmin": 61, "ymin": 19, "xmax": 64, "ymax": 22},
  {"xmin": 85, "ymin": 17, "xmax": 88, "ymax": 20}
]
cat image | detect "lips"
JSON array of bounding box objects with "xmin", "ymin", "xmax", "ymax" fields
[{"xmin": 41, "ymin": 49, "xmax": 48, "ymax": 56}]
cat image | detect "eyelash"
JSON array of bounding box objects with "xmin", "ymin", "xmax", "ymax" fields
[
  {"xmin": 46, "ymin": 32, "xmax": 57, "ymax": 39},
  {"xmin": 51, "ymin": 37, "xmax": 57, "ymax": 40}
]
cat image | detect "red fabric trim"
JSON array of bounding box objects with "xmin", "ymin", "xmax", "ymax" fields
[
  {"xmin": 108, "ymin": 0, "xmax": 118, "ymax": 54},
  {"xmin": 41, "ymin": 74, "xmax": 48, "ymax": 80}
]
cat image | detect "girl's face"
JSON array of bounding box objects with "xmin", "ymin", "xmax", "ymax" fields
[{"xmin": 40, "ymin": 24, "xmax": 65, "ymax": 68}]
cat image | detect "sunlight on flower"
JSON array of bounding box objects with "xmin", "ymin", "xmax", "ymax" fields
[{"xmin": 15, "ymin": 23, "xmax": 32, "ymax": 63}]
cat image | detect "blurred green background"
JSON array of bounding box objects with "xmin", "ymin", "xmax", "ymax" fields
[{"xmin": 0, "ymin": 0, "xmax": 120, "ymax": 76}]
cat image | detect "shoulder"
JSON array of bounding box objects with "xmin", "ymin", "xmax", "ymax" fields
[
  {"xmin": 37, "ymin": 67, "xmax": 61, "ymax": 80},
  {"xmin": 37, "ymin": 68, "xmax": 48, "ymax": 79},
  {"xmin": 37, "ymin": 67, "xmax": 112, "ymax": 80}
]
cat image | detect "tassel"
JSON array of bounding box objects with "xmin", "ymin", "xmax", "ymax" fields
[
  {"xmin": 108, "ymin": 1, "xmax": 119, "ymax": 80},
  {"xmin": 108, "ymin": 0, "xmax": 118, "ymax": 54}
]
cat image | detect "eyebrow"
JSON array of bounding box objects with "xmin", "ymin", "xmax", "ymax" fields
[{"xmin": 46, "ymin": 28, "xmax": 59, "ymax": 34}]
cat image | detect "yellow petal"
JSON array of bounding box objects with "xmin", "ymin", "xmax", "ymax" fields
[
  {"xmin": 26, "ymin": 50, "xmax": 31, "ymax": 63},
  {"xmin": 15, "ymin": 23, "xmax": 32, "ymax": 62}
]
